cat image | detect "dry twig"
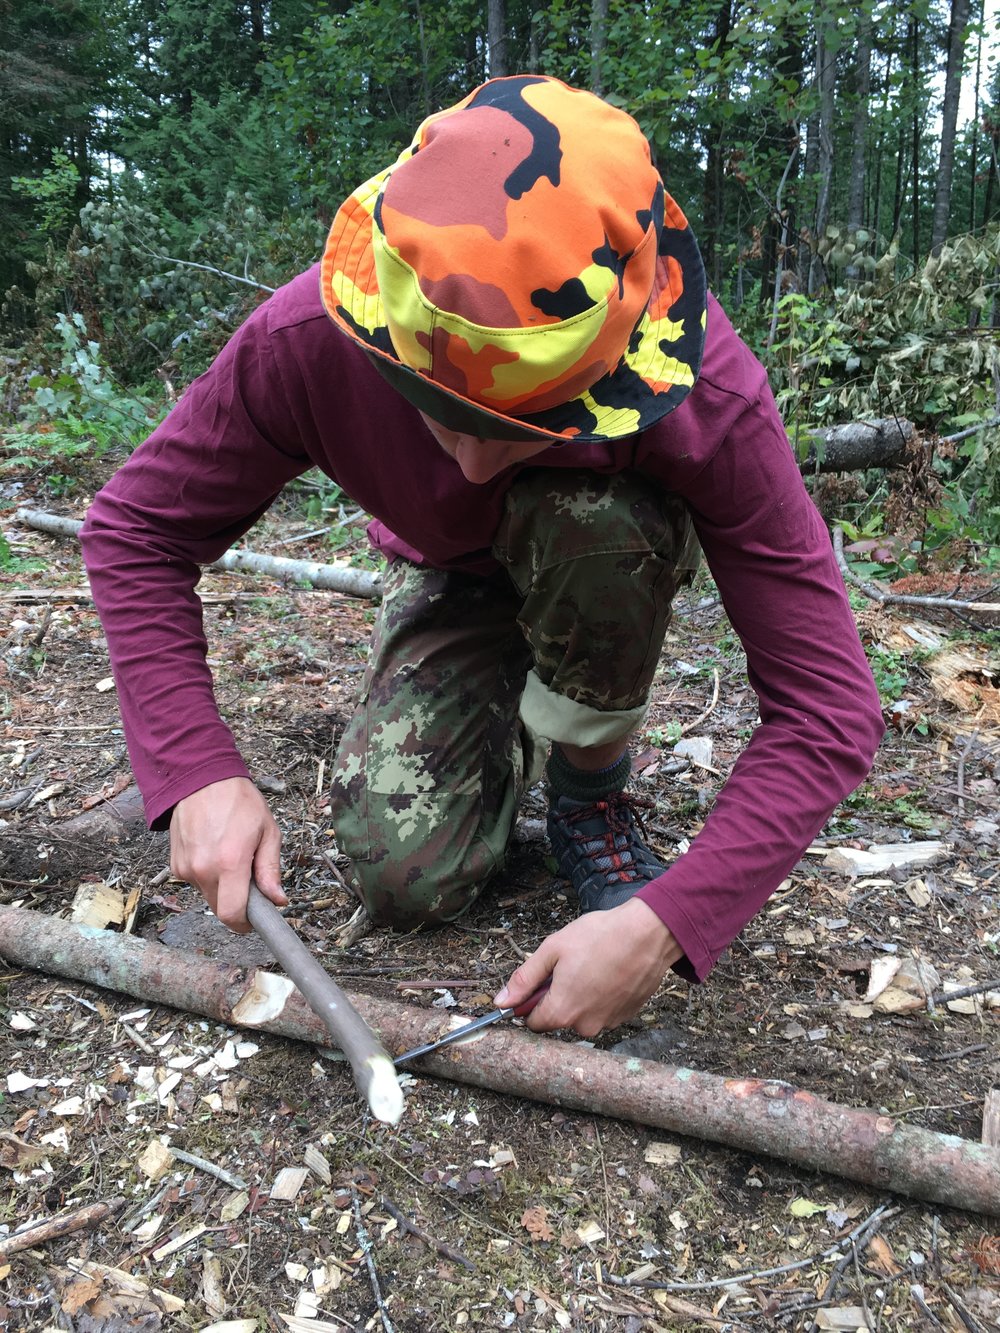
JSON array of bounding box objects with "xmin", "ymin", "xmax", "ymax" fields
[
  {"xmin": 679, "ymin": 667, "xmax": 721, "ymax": 736},
  {"xmin": 380, "ymin": 1196, "xmax": 477, "ymax": 1272},
  {"xmin": 170, "ymin": 1148, "xmax": 247, "ymax": 1190},
  {"xmin": 0, "ymin": 1197, "xmax": 125, "ymax": 1259},
  {"xmin": 353, "ymin": 1186, "xmax": 396, "ymax": 1333},
  {"xmin": 928, "ymin": 977, "xmax": 1000, "ymax": 1006}
]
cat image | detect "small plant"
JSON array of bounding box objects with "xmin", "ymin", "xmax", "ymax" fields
[
  {"xmin": 0, "ymin": 531, "xmax": 45, "ymax": 574},
  {"xmin": 647, "ymin": 722, "xmax": 682, "ymax": 748},
  {"xmin": 865, "ymin": 645, "xmax": 910, "ymax": 707},
  {"xmin": 22, "ymin": 312, "xmax": 155, "ymax": 448}
]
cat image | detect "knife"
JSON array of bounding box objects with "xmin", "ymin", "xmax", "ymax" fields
[{"xmin": 394, "ymin": 981, "xmax": 552, "ymax": 1065}]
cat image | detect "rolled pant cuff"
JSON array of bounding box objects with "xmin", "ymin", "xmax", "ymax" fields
[{"xmin": 519, "ymin": 668, "xmax": 647, "ymax": 747}]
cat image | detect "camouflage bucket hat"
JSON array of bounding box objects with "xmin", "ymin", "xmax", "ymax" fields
[{"xmin": 321, "ymin": 74, "xmax": 707, "ymax": 444}]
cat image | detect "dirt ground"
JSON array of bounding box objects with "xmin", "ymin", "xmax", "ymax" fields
[{"xmin": 2, "ymin": 450, "xmax": 1000, "ymax": 1332}]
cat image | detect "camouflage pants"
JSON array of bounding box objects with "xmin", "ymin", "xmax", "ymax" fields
[{"xmin": 329, "ymin": 469, "xmax": 696, "ymax": 928}]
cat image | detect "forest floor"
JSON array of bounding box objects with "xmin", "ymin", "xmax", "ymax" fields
[{"xmin": 1, "ymin": 447, "xmax": 1000, "ymax": 1333}]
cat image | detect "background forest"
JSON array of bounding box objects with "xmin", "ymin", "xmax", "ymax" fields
[{"xmin": 1, "ymin": 0, "xmax": 999, "ymax": 562}]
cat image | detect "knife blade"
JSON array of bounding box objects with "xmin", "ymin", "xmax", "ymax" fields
[{"xmin": 394, "ymin": 981, "xmax": 551, "ymax": 1065}]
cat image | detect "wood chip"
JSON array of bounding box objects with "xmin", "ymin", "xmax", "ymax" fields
[
  {"xmin": 7, "ymin": 1072, "xmax": 49, "ymax": 1093},
  {"xmin": 644, "ymin": 1141, "xmax": 682, "ymax": 1167},
  {"xmin": 824, "ymin": 841, "xmax": 946, "ymax": 876},
  {"xmin": 219, "ymin": 1190, "xmax": 250, "ymax": 1223},
  {"xmin": 68, "ymin": 1257, "xmax": 185, "ymax": 1312},
  {"xmin": 29, "ymin": 781, "xmax": 66, "ymax": 807},
  {"xmin": 278, "ymin": 1316, "xmax": 348, "ymax": 1332},
  {"xmin": 270, "ymin": 1167, "xmax": 309, "ymax": 1202},
  {"xmin": 572, "ymin": 1220, "xmax": 606, "ymax": 1245},
  {"xmin": 151, "ymin": 1223, "xmax": 207, "ymax": 1260},
  {"xmin": 137, "ymin": 1138, "xmax": 174, "ymax": 1181},
  {"xmin": 304, "ymin": 1144, "xmax": 331, "ymax": 1184},
  {"xmin": 70, "ymin": 881, "xmax": 128, "ymax": 931},
  {"xmin": 814, "ymin": 1308, "xmax": 871, "ymax": 1331}
]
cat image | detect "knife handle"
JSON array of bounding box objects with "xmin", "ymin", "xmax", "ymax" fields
[{"xmin": 510, "ymin": 980, "xmax": 552, "ymax": 1017}]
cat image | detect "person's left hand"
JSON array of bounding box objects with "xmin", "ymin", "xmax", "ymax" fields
[{"xmin": 493, "ymin": 898, "xmax": 684, "ymax": 1038}]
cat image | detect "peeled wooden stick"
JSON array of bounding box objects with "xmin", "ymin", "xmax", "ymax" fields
[
  {"xmin": 15, "ymin": 509, "xmax": 382, "ymax": 600},
  {"xmin": 245, "ymin": 884, "xmax": 403, "ymax": 1124},
  {"xmin": 1, "ymin": 905, "xmax": 998, "ymax": 1213}
]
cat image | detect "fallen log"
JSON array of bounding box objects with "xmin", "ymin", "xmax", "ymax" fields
[
  {"xmin": 14, "ymin": 510, "xmax": 383, "ymax": 601},
  {"xmin": 1, "ymin": 908, "xmax": 998, "ymax": 1215},
  {"xmin": 56, "ymin": 784, "xmax": 148, "ymax": 842},
  {"xmin": 797, "ymin": 418, "xmax": 914, "ymax": 474}
]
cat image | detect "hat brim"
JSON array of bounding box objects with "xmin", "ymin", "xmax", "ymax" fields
[{"xmin": 321, "ymin": 166, "xmax": 707, "ymax": 445}]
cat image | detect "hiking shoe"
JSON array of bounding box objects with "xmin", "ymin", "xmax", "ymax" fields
[{"xmin": 546, "ymin": 792, "xmax": 667, "ymax": 912}]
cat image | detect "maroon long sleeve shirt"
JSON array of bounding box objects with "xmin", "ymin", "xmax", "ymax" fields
[{"xmin": 80, "ymin": 265, "xmax": 884, "ymax": 980}]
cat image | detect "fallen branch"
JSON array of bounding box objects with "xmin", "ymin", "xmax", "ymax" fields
[
  {"xmin": 0, "ymin": 1196, "xmax": 125, "ymax": 1260},
  {"xmin": 15, "ymin": 510, "xmax": 383, "ymax": 601},
  {"xmin": 57, "ymin": 784, "xmax": 147, "ymax": 842},
  {"xmin": 1, "ymin": 907, "xmax": 999, "ymax": 1214},
  {"xmin": 832, "ymin": 526, "xmax": 1000, "ymax": 613},
  {"xmin": 606, "ymin": 1202, "xmax": 895, "ymax": 1293},
  {"xmin": 138, "ymin": 246, "xmax": 276, "ymax": 294},
  {"xmin": 798, "ymin": 418, "xmax": 914, "ymax": 474},
  {"xmin": 942, "ymin": 411, "xmax": 1000, "ymax": 445}
]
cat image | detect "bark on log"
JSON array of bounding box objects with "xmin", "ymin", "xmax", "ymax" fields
[
  {"xmin": 14, "ymin": 510, "xmax": 383, "ymax": 601},
  {"xmin": 0, "ymin": 1197, "xmax": 125, "ymax": 1261},
  {"xmin": 797, "ymin": 418, "xmax": 914, "ymax": 474},
  {"xmin": 1, "ymin": 907, "xmax": 998, "ymax": 1215},
  {"xmin": 57, "ymin": 784, "xmax": 148, "ymax": 842}
]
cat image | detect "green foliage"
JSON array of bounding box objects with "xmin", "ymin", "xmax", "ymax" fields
[
  {"xmin": 10, "ymin": 150, "xmax": 81, "ymax": 245},
  {"xmin": 20, "ymin": 312, "xmax": 155, "ymax": 443},
  {"xmin": 865, "ymin": 644, "xmax": 909, "ymax": 706},
  {"xmin": 646, "ymin": 722, "xmax": 683, "ymax": 747},
  {"xmin": 752, "ymin": 224, "xmax": 1000, "ymax": 554},
  {"xmin": 845, "ymin": 784, "xmax": 936, "ymax": 829}
]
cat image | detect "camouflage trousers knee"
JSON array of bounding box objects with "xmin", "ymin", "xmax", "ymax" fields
[{"xmin": 329, "ymin": 469, "xmax": 696, "ymax": 928}]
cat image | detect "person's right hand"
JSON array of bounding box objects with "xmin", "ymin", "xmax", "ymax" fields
[{"xmin": 169, "ymin": 777, "xmax": 286, "ymax": 932}]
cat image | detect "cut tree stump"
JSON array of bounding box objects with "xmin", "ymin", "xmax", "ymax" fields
[{"xmin": 1, "ymin": 906, "xmax": 998, "ymax": 1216}]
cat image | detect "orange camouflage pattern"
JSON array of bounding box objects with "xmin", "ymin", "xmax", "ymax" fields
[{"xmin": 321, "ymin": 75, "xmax": 706, "ymax": 444}]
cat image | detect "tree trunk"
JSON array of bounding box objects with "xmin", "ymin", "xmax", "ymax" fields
[
  {"xmin": 968, "ymin": 0, "xmax": 983, "ymax": 230},
  {"xmin": 700, "ymin": 0, "xmax": 734, "ymax": 291},
  {"xmin": 930, "ymin": 0, "xmax": 972, "ymax": 252},
  {"xmin": 590, "ymin": 0, "xmax": 608, "ymax": 95},
  {"xmin": 488, "ymin": 0, "xmax": 507, "ymax": 77},
  {"xmin": 799, "ymin": 108, "xmax": 819, "ymax": 282},
  {"xmin": 808, "ymin": 19, "xmax": 836, "ymax": 295},
  {"xmin": 845, "ymin": 11, "xmax": 872, "ymax": 284},
  {"xmin": 984, "ymin": 128, "xmax": 999, "ymax": 225},
  {"xmin": 2, "ymin": 906, "xmax": 998, "ymax": 1215},
  {"xmin": 910, "ymin": 15, "xmax": 922, "ymax": 265}
]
